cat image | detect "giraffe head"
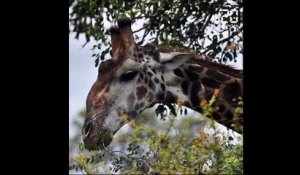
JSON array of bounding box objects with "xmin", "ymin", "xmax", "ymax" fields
[{"xmin": 82, "ymin": 17, "xmax": 193, "ymax": 150}]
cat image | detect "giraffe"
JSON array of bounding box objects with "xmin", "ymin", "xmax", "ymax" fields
[{"xmin": 82, "ymin": 17, "xmax": 243, "ymax": 150}]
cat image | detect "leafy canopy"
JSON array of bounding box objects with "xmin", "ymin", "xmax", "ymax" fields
[{"xmin": 69, "ymin": 0, "xmax": 243, "ymax": 66}]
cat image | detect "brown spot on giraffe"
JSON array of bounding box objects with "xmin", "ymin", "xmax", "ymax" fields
[
  {"xmin": 212, "ymin": 112, "xmax": 222, "ymax": 121},
  {"xmin": 148, "ymin": 79, "xmax": 155, "ymax": 91},
  {"xmin": 223, "ymin": 80, "xmax": 242, "ymax": 107},
  {"xmin": 147, "ymin": 71, "xmax": 153, "ymax": 77},
  {"xmin": 190, "ymin": 81, "xmax": 201, "ymax": 107},
  {"xmin": 202, "ymin": 77, "xmax": 221, "ymax": 88},
  {"xmin": 224, "ymin": 110, "xmax": 234, "ymax": 120},
  {"xmin": 161, "ymin": 75, "xmax": 165, "ymax": 82},
  {"xmin": 160, "ymin": 83, "xmax": 165, "ymax": 92},
  {"xmin": 184, "ymin": 68, "xmax": 199, "ymax": 81},
  {"xmin": 181, "ymin": 80, "xmax": 189, "ymax": 95},
  {"xmin": 136, "ymin": 86, "xmax": 147, "ymax": 100},
  {"xmin": 218, "ymin": 104, "xmax": 226, "ymax": 113},
  {"xmin": 173, "ymin": 68, "xmax": 184, "ymax": 78},
  {"xmin": 148, "ymin": 92, "xmax": 154, "ymax": 102},
  {"xmin": 139, "ymin": 72, "xmax": 144, "ymax": 79},
  {"xmin": 139, "ymin": 102, "xmax": 145, "ymax": 108},
  {"xmin": 134, "ymin": 103, "xmax": 139, "ymax": 110},
  {"xmin": 138, "ymin": 53, "xmax": 143, "ymax": 58},
  {"xmin": 144, "ymin": 76, "xmax": 148, "ymax": 84},
  {"xmin": 166, "ymin": 91, "xmax": 178, "ymax": 103},
  {"xmin": 128, "ymin": 111, "xmax": 137, "ymax": 119}
]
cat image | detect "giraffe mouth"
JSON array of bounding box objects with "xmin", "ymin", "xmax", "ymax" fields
[
  {"xmin": 96, "ymin": 117, "xmax": 129, "ymax": 149},
  {"xmin": 97, "ymin": 131, "xmax": 113, "ymax": 149},
  {"xmin": 83, "ymin": 129, "xmax": 114, "ymax": 150}
]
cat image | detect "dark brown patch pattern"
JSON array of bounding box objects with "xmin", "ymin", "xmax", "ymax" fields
[
  {"xmin": 174, "ymin": 68, "xmax": 184, "ymax": 78},
  {"xmin": 148, "ymin": 80, "xmax": 155, "ymax": 91},
  {"xmin": 190, "ymin": 81, "xmax": 201, "ymax": 107},
  {"xmin": 148, "ymin": 92, "xmax": 154, "ymax": 102},
  {"xmin": 139, "ymin": 73, "xmax": 144, "ymax": 79},
  {"xmin": 160, "ymin": 83, "xmax": 165, "ymax": 92},
  {"xmin": 147, "ymin": 72, "xmax": 153, "ymax": 77},
  {"xmin": 181, "ymin": 80, "xmax": 189, "ymax": 95},
  {"xmin": 136, "ymin": 86, "xmax": 148, "ymax": 100},
  {"xmin": 184, "ymin": 69, "xmax": 199, "ymax": 81},
  {"xmin": 202, "ymin": 77, "xmax": 221, "ymax": 88},
  {"xmin": 166, "ymin": 91, "xmax": 177, "ymax": 103},
  {"xmin": 218, "ymin": 104, "xmax": 226, "ymax": 113},
  {"xmin": 223, "ymin": 81, "xmax": 241, "ymax": 104},
  {"xmin": 144, "ymin": 77, "xmax": 148, "ymax": 84},
  {"xmin": 128, "ymin": 111, "xmax": 137, "ymax": 119},
  {"xmin": 224, "ymin": 110, "xmax": 233, "ymax": 120},
  {"xmin": 212, "ymin": 112, "xmax": 221, "ymax": 121}
]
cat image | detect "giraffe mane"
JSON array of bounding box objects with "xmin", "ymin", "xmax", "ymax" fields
[{"xmin": 188, "ymin": 55, "xmax": 243, "ymax": 78}]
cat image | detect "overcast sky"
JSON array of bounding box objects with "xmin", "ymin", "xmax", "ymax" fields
[{"xmin": 69, "ymin": 34, "xmax": 98, "ymax": 137}]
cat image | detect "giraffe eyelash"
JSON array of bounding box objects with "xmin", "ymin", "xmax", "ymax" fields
[{"xmin": 120, "ymin": 70, "xmax": 138, "ymax": 82}]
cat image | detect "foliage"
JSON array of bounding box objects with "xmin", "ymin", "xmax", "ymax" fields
[
  {"xmin": 69, "ymin": 0, "xmax": 243, "ymax": 66},
  {"xmin": 232, "ymin": 96, "xmax": 243, "ymax": 131},
  {"xmin": 69, "ymin": 97, "xmax": 243, "ymax": 174}
]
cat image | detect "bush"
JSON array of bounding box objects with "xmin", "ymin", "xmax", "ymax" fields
[{"xmin": 69, "ymin": 98, "xmax": 243, "ymax": 174}]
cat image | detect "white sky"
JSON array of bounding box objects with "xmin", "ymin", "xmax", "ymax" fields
[{"xmin": 69, "ymin": 34, "xmax": 98, "ymax": 138}]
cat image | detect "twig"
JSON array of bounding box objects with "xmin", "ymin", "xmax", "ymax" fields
[
  {"xmin": 102, "ymin": 143, "xmax": 152, "ymax": 172},
  {"xmin": 82, "ymin": 41, "xmax": 88, "ymax": 48},
  {"xmin": 201, "ymin": 26, "xmax": 243, "ymax": 55},
  {"xmin": 200, "ymin": 10, "xmax": 214, "ymax": 33},
  {"xmin": 137, "ymin": 28, "xmax": 150, "ymax": 45},
  {"xmin": 219, "ymin": 26, "xmax": 231, "ymax": 60},
  {"xmin": 188, "ymin": 3, "xmax": 218, "ymax": 49},
  {"xmin": 133, "ymin": 24, "xmax": 149, "ymax": 33}
]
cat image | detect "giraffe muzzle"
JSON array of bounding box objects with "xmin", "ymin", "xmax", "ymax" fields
[{"xmin": 82, "ymin": 120, "xmax": 113, "ymax": 150}]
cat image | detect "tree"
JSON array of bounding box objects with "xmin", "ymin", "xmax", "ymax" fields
[{"xmin": 69, "ymin": 0, "xmax": 243, "ymax": 66}]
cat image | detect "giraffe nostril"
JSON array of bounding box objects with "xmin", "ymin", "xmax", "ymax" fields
[{"xmin": 83, "ymin": 123, "xmax": 93, "ymax": 137}]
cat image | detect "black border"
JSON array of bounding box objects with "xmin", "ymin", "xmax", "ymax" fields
[
  {"xmin": 4, "ymin": 0, "xmax": 296, "ymax": 174},
  {"xmin": 4, "ymin": 1, "xmax": 69, "ymax": 173},
  {"xmin": 244, "ymin": 1, "xmax": 297, "ymax": 174}
]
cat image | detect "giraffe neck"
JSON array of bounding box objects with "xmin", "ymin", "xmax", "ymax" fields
[{"xmin": 161, "ymin": 59, "xmax": 243, "ymax": 133}]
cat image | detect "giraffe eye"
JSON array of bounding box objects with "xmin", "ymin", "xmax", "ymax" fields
[{"xmin": 120, "ymin": 70, "xmax": 138, "ymax": 82}]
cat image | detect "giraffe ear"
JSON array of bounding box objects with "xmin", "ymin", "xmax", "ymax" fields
[{"xmin": 160, "ymin": 52, "xmax": 193, "ymax": 70}]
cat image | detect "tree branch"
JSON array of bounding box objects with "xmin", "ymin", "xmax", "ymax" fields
[
  {"xmin": 137, "ymin": 28, "xmax": 150, "ymax": 45},
  {"xmin": 201, "ymin": 26, "xmax": 243, "ymax": 55},
  {"xmin": 187, "ymin": 3, "xmax": 219, "ymax": 49},
  {"xmin": 200, "ymin": 9, "xmax": 214, "ymax": 33},
  {"xmin": 133, "ymin": 24, "xmax": 149, "ymax": 33}
]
